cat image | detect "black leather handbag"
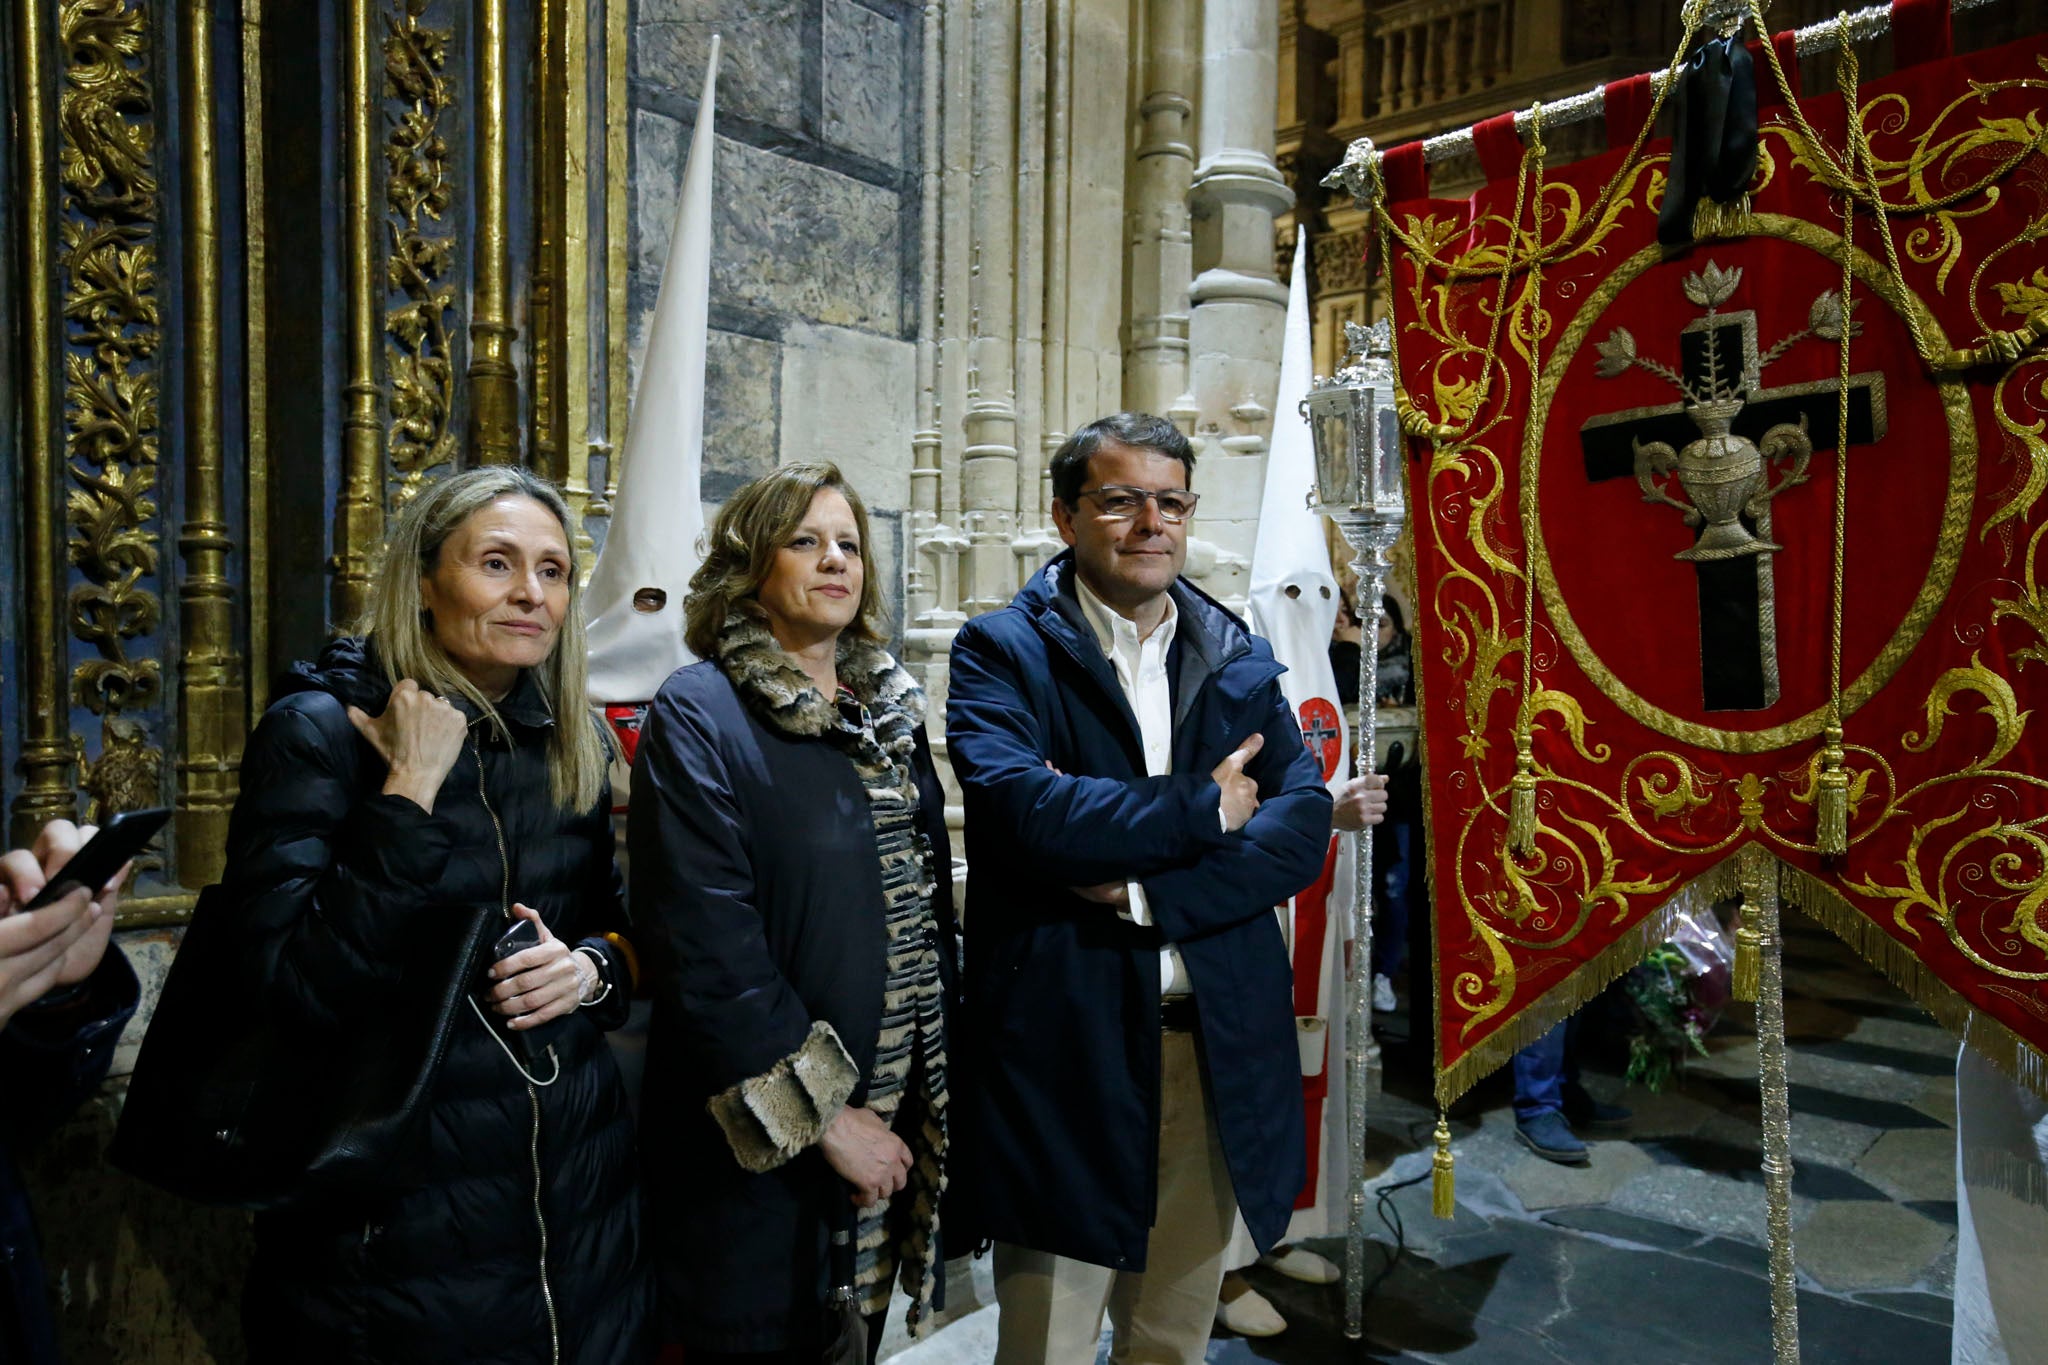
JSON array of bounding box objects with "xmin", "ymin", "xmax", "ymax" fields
[{"xmin": 110, "ymin": 881, "xmax": 494, "ymax": 1209}]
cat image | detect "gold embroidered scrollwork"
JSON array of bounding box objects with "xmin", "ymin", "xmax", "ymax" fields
[{"xmin": 57, "ymin": 0, "xmax": 165, "ymax": 796}]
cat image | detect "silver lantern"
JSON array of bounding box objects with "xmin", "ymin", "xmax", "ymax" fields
[{"xmin": 1302, "ymin": 315, "xmax": 1408, "ymax": 1343}]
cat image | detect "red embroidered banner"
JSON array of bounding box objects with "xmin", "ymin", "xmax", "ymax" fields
[{"xmin": 1384, "ymin": 32, "xmax": 2048, "ymax": 1100}]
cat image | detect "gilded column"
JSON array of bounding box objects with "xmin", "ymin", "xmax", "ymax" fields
[
  {"xmin": 244, "ymin": 0, "xmax": 271, "ymax": 718},
  {"xmin": 336, "ymin": 0, "xmax": 384, "ymax": 627},
  {"xmin": 1123, "ymin": 0, "xmax": 1197, "ymax": 420},
  {"xmin": 176, "ymin": 0, "xmax": 247, "ymax": 887},
  {"xmin": 558, "ymin": 0, "xmax": 594, "ymax": 547},
  {"xmin": 10, "ymin": 0, "xmax": 73, "ymax": 846},
  {"xmin": 599, "ymin": 0, "xmax": 631, "ymax": 508},
  {"xmin": 468, "ymin": 0, "xmax": 519, "ymax": 464},
  {"xmin": 1187, "ymin": 0, "xmax": 1292, "ymax": 611},
  {"xmin": 529, "ymin": 0, "xmax": 561, "ymax": 482}
]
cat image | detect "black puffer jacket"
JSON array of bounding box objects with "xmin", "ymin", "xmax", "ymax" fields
[{"xmin": 232, "ymin": 638, "xmax": 652, "ymax": 1364}]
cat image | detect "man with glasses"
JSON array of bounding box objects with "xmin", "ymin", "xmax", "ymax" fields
[{"xmin": 946, "ymin": 412, "xmax": 1334, "ymax": 1364}]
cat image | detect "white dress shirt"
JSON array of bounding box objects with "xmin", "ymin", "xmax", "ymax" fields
[{"xmin": 1073, "ymin": 575, "xmax": 1194, "ymax": 996}]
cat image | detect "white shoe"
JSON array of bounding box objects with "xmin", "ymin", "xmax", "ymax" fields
[
  {"xmin": 1372, "ymin": 973, "xmax": 1397, "ymax": 1012},
  {"xmin": 1260, "ymin": 1245, "xmax": 1341, "ymax": 1284},
  {"xmin": 1214, "ymin": 1280, "xmax": 1287, "ymax": 1337}
]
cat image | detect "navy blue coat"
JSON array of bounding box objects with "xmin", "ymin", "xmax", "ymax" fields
[
  {"xmin": 629, "ymin": 659, "xmax": 959, "ymax": 1353},
  {"xmin": 1, "ymin": 948, "xmax": 138, "ymax": 1365},
  {"xmin": 945, "ymin": 553, "xmax": 1332, "ymax": 1271}
]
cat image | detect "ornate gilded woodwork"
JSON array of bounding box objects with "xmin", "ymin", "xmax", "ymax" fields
[
  {"xmin": 57, "ymin": 0, "xmax": 167, "ymax": 827},
  {"xmin": 174, "ymin": 0, "xmax": 247, "ymax": 888},
  {"xmin": 467, "ymin": 0, "xmax": 519, "ymax": 464},
  {"xmin": 11, "ymin": 0, "xmax": 76, "ymax": 847},
  {"xmin": 383, "ymin": 0, "xmax": 460, "ymax": 510},
  {"xmin": 336, "ymin": 0, "xmax": 385, "ymax": 628}
]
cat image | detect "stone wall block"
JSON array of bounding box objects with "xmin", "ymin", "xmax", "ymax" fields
[
  {"xmin": 703, "ymin": 329, "xmax": 784, "ymax": 498},
  {"xmin": 636, "ymin": 0, "xmax": 804, "ymax": 133},
  {"xmin": 712, "ymin": 138, "xmax": 904, "ymax": 334},
  {"xmin": 823, "ymin": 0, "xmax": 906, "ymax": 167},
  {"xmin": 779, "ymin": 321, "xmax": 916, "ymax": 494}
]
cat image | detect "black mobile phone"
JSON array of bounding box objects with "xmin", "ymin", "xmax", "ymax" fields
[
  {"xmin": 477, "ymin": 916, "xmax": 547, "ymax": 1063},
  {"xmin": 22, "ymin": 807, "xmax": 170, "ymax": 911}
]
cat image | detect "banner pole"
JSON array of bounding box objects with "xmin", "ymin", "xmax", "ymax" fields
[
  {"xmin": 1745, "ymin": 847, "xmax": 1803, "ymax": 1363},
  {"xmin": 1341, "ymin": 522, "xmax": 1400, "ymax": 1341}
]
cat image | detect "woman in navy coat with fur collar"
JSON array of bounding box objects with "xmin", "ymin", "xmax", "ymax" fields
[{"xmin": 630, "ymin": 465, "xmax": 958, "ymax": 1362}]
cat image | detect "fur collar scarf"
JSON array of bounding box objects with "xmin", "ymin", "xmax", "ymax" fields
[{"xmin": 714, "ymin": 614, "xmax": 925, "ymax": 741}]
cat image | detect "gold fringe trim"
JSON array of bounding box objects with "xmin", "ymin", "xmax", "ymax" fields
[
  {"xmin": 1692, "ymin": 193, "xmax": 1754, "ymax": 241},
  {"xmin": 1431, "ymin": 1113, "xmax": 1457, "ymax": 1219},
  {"xmin": 1777, "ymin": 862, "xmax": 2048, "ymax": 1102},
  {"xmin": 1434, "ymin": 854, "xmax": 1748, "ymax": 1107}
]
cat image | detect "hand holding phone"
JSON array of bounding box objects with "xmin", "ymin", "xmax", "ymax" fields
[
  {"xmin": 20, "ymin": 808, "xmax": 167, "ymax": 912},
  {"xmin": 0, "ymin": 813, "xmax": 159, "ymax": 1027}
]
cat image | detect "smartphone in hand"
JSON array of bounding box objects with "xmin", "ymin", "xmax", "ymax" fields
[{"xmin": 21, "ymin": 807, "xmax": 169, "ymax": 911}]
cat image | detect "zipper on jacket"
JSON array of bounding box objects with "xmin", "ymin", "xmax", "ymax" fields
[{"xmin": 475, "ymin": 737, "xmax": 561, "ymax": 1365}]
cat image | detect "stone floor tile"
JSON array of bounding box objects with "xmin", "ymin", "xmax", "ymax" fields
[
  {"xmin": 1499, "ymin": 1140, "xmax": 1654, "ymax": 1211},
  {"xmin": 1681, "ymin": 1234, "xmax": 1771, "ymax": 1278},
  {"xmin": 1796, "ymin": 1202, "xmax": 1952, "ymax": 1291},
  {"xmin": 1860, "ymin": 1128, "xmax": 1964, "ymax": 1202},
  {"xmin": 1903, "ymin": 1199, "xmax": 1958, "ymax": 1227},
  {"xmin": 1539, "ymin": 1205, "xmax": 1703, "ymax": 1250},
  {"xmin": 1607, "ymin": 1163, "xmax": 1773, "ymax": 1241},
  {"xmin": 1853, "ymin": 1290, "xmax": 1954, "ymax": 1327}
]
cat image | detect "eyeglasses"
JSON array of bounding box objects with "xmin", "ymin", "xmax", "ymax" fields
[{"xmin": 1075, "ymin": 485, "xmax": 1201, "ymax": 523}]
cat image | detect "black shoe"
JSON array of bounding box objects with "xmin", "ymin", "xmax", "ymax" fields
[
  {"xmin": 1514, "ymin": 1111, "xmax": 1590, "ymax": 1166},
  {"xmin": 1562, "ymin": 1082, "xmax": 1632, "ymax": 1132}
]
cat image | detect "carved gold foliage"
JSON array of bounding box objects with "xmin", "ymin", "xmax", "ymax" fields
[
  {"xmin": 383, "ymin": 0, "xmax": 459, "ymax": 506},
  {"xmin": 1903, "ymin": 655, "xmax": 2030, "ymax": 771},
  {"xmin": 57, "ymin": 0, "xmax": 156, "ymax": 217},
  {"xmin": 58, "ymin": 0, "xmax": 164, "ymax": 726},
  {"xmin": 73, "ymin": 715, "xmax": 163, "ymax": 822}
]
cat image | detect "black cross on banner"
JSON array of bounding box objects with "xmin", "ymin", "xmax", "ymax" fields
[
  {"xmin": 1301, "ymin": 708, "xmax": 1341, "ymax": 752},
  {"xmin": 1578, "ymin": 310, "xmax": 1887, "ymax": 712}
]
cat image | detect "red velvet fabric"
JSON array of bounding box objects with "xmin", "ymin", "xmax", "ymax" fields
[
  {"xmin": 1472, "ymin": 112, "xmax": 1525, "ymax": 184},
  {"xmin": 1604, "ymin": 74, "xmax": 1655, "ymax": 151},
  {"xmin": 1383, "ymin": 32, "xmax": 2048, "ymax": 1093},
  {"xmin": 1892, "ymin": 0, "xmax": 1954, "ymax": 66}
]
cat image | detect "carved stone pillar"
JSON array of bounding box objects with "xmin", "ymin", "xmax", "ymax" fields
[
  {"xmin": 1123, "ymin": 0, "xmax": 1196, "ymax": 422},
  {"xmin": 1187, "ymin": 0, "xmax": 1291, "ymax": 611},
  {"xmin": 958, "ymin": 0, "xmax": 1021, "ymax": 617}
]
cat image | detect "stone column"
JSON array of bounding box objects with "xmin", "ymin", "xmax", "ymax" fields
[
  {"xmin": 959, "ymin": 0, "xmax": 1022, "ymax": 616},
  {"xmin": 1186, "ymin": 0, "xmax": 1292, "ymax": 611},
  {"xmin": 1123, "ymin": 0, "xmax": 1196, "ymax": 422}
]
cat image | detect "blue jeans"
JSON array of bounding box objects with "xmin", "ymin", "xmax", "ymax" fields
[
  {"xmin": 1371, "ymin": 822, "xmax": 1412, "ymax": 979},
  {"xmin": 1511, "ymin": 1018, "xmax": 1582, "ymax": 1123}
]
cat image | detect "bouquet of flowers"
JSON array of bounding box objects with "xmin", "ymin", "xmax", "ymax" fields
[{"xmin": 1621, "ymin": 905, "xmax": 1734, "ymax": 1092}]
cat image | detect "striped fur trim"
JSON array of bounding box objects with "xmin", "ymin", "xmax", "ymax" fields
[
  {"xmin": 715, "ymin": 616, "xmax": 924, "ymax": 740},
  {"xmin": 705, "ymin": 1021, "xmax": 860, "ymax": 1174}
]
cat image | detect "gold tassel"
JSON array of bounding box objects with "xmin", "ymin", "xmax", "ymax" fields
[
  {"xmin": 1507, "ymin": 732, "xmax": 1537, "ymax": 856},
  {"xmin": 1431, "ymin": 1114, "xmax": 1456, "ymax": 1219},
  {"xmin": 1815, "ymin": 725, "xmax": 1849, "ymax": 858},
  {"xmin": 1691, "ymin": 192, "xmax": 1753, "ymax": 241},
  {"xmin": 1732, "ymin": 894, "xmax": 1762, "ymax": 1004}
]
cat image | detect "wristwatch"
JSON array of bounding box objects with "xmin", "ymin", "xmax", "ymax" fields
[{"xmin": 573, "ymin": 945, "xmax": 614, "ymax": 1006}]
